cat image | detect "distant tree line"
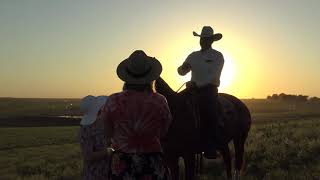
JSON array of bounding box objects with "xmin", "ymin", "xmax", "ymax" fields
[{"xmin": 267, "ymin": 93, "xmax": 320, "ymax": 103}]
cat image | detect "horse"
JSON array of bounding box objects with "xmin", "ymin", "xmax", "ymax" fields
[{"xmin": 155, "ymin": 77, "xmax": 251, "ymax": 180}]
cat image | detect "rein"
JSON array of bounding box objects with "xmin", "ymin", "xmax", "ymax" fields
[{"xmin": 176, "ymin": 82, "xmax": 187, "ymax": 93}]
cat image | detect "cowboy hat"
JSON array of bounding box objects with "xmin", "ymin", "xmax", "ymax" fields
[
  {"xmin": 117, "ymin": 50, "xmax": 162, "ymax": 84},
  {"xmin": 80, "ymin": 95, "xmax": 108, "ymax": 126},
  {"xmin": 193, "ymin": 26, "xmax": 222, "ymax": 41}
]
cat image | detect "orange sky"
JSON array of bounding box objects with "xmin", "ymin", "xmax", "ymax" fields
[{"xmin": 0, "ymin": 1, "xmax": 319, "ymax": 98}]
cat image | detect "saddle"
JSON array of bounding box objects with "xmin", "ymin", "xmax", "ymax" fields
[
  {"xmin": 184, "ymin": 83, "xmax": 236, "ymax": 146},
  {"xmin": 184, "ymin": 81, "xmax": 225, "ymax": 128}
]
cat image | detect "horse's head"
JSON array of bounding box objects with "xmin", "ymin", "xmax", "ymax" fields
[
  {"xmin": 155, "ymin": 77, "xmax": 192, "ymax": 111},
  {"xmin": 155, "ymin": 77, "xmax": 176, "ymax": 102},
  {"xmin": 156, "ymin": 78, "xmax": 202, "ymax": 156},
  {"xmin": 155, "ymin": 77, "xmax": 197, "ymax": 136}
]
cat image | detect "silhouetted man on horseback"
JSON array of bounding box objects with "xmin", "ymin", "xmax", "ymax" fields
[{"xmin": 177, "ymin": 26, "xmax": 224, "ymax": 159}]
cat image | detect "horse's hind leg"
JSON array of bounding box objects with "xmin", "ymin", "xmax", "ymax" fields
[{"xmin": 220, "ymin": 144, "xmax": 232, "ymax": 179}]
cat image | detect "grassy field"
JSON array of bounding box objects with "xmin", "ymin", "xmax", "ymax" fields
[
  {"xmin": 0, "ymin": 118, "xmax": 319, "ymax": 179},
  {"xmin": 0, "ymin": 98, "xmax": 80, "ymax": 118},
  {"xmin": 0, "ymin": 127, "xmax": 80, "ymax": 180},
  {"xmin": 0, "ymin": 98, "xmax": 319, "ymax": 179},
  {"xmin": 204, "ymin": 118, "xmax": 320, "ymax": 179}
]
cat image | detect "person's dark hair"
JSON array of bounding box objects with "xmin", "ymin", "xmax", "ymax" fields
[{"xmin": 123, "ymin": 82, "xmax": 154, "ymax": 93}]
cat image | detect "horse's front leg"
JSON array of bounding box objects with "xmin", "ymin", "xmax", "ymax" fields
[{"xmin": 184, "ymin": 153, "xmax": 196, "ymax": 180}]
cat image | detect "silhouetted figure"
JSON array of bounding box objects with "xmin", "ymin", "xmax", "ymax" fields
[
  {"xmin": 177, "ymin": 26, "xmax": 224, "ymax": 159},
  {"xmin": 99, "ymin": 50, "xmax": 172, "ymax": 180},
  {"xmin": 79, "ymin": 95, "xmax": 111, "ymax": 180}
]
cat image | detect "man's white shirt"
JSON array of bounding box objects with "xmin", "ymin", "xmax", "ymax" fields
[{"xmin": 184, "ymin": 48, "xmax": 224, "ymax": 87}]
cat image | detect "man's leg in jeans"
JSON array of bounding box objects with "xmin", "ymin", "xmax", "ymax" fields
[{"xmin": 199, "ymin": 85, "xmax": 218, "ymax": 159}]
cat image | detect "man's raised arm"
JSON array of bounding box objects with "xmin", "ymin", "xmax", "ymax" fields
[{"xmin": 177, "ymin": 62, "xmax": 191, "ymax": 76}]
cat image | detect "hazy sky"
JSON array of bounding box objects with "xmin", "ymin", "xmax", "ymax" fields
[{"xmin": 0, "ymin": 0, "xmax": 319, "ymax": 98}]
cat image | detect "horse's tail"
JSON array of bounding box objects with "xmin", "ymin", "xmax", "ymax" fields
[{"xmin": 220, "ymin": 93, "xmax": 251, "ymax": 174}]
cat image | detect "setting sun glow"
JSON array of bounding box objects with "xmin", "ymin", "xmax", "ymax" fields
[
  {"xmin": 219, "ymin": 53, "xmax": 236, "ymax": 91},
  {"xmin": 0, "ymin": 1, "xmax": 319, "ymax": 98}
]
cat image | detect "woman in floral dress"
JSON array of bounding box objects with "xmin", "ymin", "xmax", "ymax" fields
[
  {"xmin": 79, "ymin": 95, "xmax": 111, "ymax": 180},
  {"xmin": 99, "ymin": 50, "xmax": 172, "ymax": 180}
]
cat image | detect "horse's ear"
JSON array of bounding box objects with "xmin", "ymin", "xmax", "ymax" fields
[
  {"xmin": 154, "ymin": 77, "xmax": 163, "ymax": 92},
  {"xmin": 154, "ymin": 77, "xmax": 165, "ymax": 93}
]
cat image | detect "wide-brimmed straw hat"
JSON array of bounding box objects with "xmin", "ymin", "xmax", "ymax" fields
[
  {"xmin": 193, "ymin": 26, "xmax": 222, "ymax": 41},
  {"xmin": 117, "ymin": 50, "xmax": 162, "ymax": 84},
  {"xmin": 80, "ymin": 95, "xmax": 108, "ymax": 126}
]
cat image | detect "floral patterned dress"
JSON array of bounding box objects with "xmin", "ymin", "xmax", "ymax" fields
[
  {"xmin": 80, "ymin": 123, "xmax": 109, "ymax": 180},
  {"xmin": 110, "ymin": 152, "xmax": 170, "ymax": 180}
]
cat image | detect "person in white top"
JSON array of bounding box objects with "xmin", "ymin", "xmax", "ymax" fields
[{"xmin": 177, "ymin": 26, "xmax": 224, "ymax": 159}]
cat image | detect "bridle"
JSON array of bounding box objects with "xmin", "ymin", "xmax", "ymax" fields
[{"xmin": 175, "ymin": 82, "xmax": 187, "ymax": 93}]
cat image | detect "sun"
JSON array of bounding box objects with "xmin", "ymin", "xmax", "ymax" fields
[{"xmin": 219, "ymin": 53, "xmax": 236, "ymax": 91}]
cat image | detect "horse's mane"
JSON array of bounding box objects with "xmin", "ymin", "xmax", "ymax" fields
[{"xmin": 155, "ymin": 77, "xmax": 176, "ymax": 99}]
